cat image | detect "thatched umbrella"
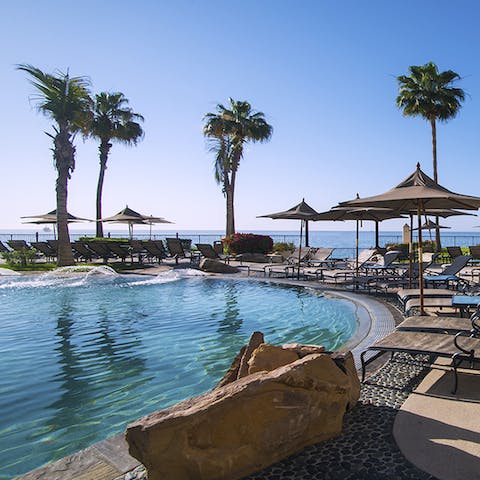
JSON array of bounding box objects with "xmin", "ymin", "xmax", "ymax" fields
[{"xmin": 339, "ymin": 163, "xmax": 480, "ymax": 313}]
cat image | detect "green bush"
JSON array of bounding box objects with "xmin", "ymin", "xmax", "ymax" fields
[
  {"xmin": 222, "ymin": 233, "xmax": 273, "ymax": 254},
  {"xmin": 272, "ymin": 242, "xmax": 295, "ymax": 253},
  {"xmin": 1, "ymin": 248, "xmax": 38, "ymax": 267}
]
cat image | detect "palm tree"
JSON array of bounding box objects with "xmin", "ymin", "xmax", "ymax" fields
[
  {"xmin": 203, "ymin": 98, "xmax": 273, "ymax": 235},
  {"xmin": 87, "ymin": 92, "xmax": 144, "ymax": 237},
  {"xmin": 17, "ymin": 64, "xmax": 92, "ymax": 266},
  {"xmin": 396, "ymin": 62, "xmax": 465, "ymax": 249}
]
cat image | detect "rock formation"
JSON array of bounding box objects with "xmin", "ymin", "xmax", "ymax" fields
[
  {"xmin": 126, "ymin": 335, "xmax": 360, "ymax": 480},
  {"xmin": 199, "ymin": 258, "xmax": 240, "ymax": 273}
]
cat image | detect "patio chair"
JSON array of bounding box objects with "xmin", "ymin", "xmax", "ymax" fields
[
  {"xmin": 104, "ymin": 242, "xmax": 130, "ymax": 262},
  {"xmin": 362, "ymin": 250, "xmax": 402, "ymax": 274},
  {"xmin": 468, "ymin": 245, "xmax": 480, "ymax": 259},
  {"xmin": 248, "ymin": 247, "xmax": 313, "ymax": 277},
  {"xmin": 196, "ymin": 243, "xmax": 232, "ymax": 263},
  {"xmin": 360, "ymin": 328, "xmax": 480, "ymax": 393},
  {"xmin": 424, "ymin": 255, "xmax": 472, "ymax": 288},
  {"xmin": 30, "ymin": 241, "xmax": 57, "ymax": 261},
  {"xmin": 396, "ymin": 314, "xmax": 480, "ymax": 335},
  {"xmin": 129, "ymin": 240, "xmax": 147, "ymax": 263},
  {"xmin": 83, "ymin": 241, "xmax": 115, "ymax": 263},
  {"xmin": 446, "ymin": 246, "xmax": 463, "ymax": 260},
  {"xmin": 7, "ymin": 240, "xmax": 31, "ymax": 251},
  {"xmin": 0, "ymin": 241, "xmax": 10, "ymax": 253},
  {"xmin": 166, "ymin": 237, "xmax": 199, "ymax": 264},
  {"xmin": 142, "ymin": 240, "xmax": 168, "ymax": 263},
  {"xmin": 305, "ymin": 247, "xmax": 335, "ymax": 266},
  {"xmin": 71, "ymin": 241, "xmax": 96, "ymax": 262},
  {"xmin": 312, "ymin": 249, "xmax": 378, "ymax": 283}
]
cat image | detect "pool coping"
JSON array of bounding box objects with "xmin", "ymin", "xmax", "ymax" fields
[{"xmin": 13, "ymin": 272, "xmax": 397, "ymax": 480}]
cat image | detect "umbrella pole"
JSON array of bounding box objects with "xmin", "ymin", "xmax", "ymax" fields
[
  {"xmin": 375, "ymin": 221, "xmax": 379, "ymax": 249},
  {"xmin": 418, "ymin": 202, "xmax": 425, "ymax": 315},
  {"xmin": 305, "ymin": 220, "xmax": 309, "ymax": 247},
  {"xmin": 355, "ymin": 219, "xmax": 359, "ymax": 290},
  {"xmin": 297, "ymin": 220, "xmax": 303, "ymax": 280},
  {"xmin": 409, "ymin": 214, "xmax": 413, "ymax": 289}
]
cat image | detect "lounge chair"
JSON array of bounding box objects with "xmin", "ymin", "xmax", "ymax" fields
[
  {"xmin": 396, "ymin": 315, "xmax": 479, "ymax": 334},
  {"xmin": 166, "ymin": 237, "xmax": 199, "ymax": 264},
  {"xmin": 71, "ymin": 241, "xmax": 96, "ymax": 262},
  {"xmin": 30, "ymin": 241, "xmax": 57, "ymax": 260},
  {"xmin": 304, "ymin": 247, "xmax": 335, "ymax": 266},
  {"xmin": 424, "ymin": 255, "xmax": 472, "ymax": 288},
  {"xmin": 360, "ymin": 329, "xmax": 480, "ymax": 392},
  {"xmin": 7, "ymin": 240, "xmax": 30, "ymax": 251},
  {"xmin": 83, "ymin": 241, "xmax": 115, "ymax": 263},
  {"xmin": 0, "ymin": 241, "xmax": 10, "ymax": 253},
  {"xmin": 247, "ymin": 247, "xmax": 313, "ymax": 277},
  {"xmin": 397, "ymin": 288, "xmax": 454, "ymax": 313},
  {"xmin": 446, "ymin": 246, "xmax": 463, "ymax": 260},
  {"xmin": 142, "ymin": 240, "xmax": 168, "ymax": 263},
  {"xmin": 196, "ymin": 243, "xmax": 232, "ymax": 263},
  {"xmin": 315, "ymin": 249, "xmax": 379, "ymax": 283},
  {"xmin": 104, "ymin": 242, "xmax": 130, "ymax": 262},
  {"xmin": 129, "ymin": 240, "xmax": 147, "ymax": 263},
  {"xmin": 361, "ymin": 250, "xmax": 402, "ymax": 274},
  {"xmin": 469, "ymin": 245, "xmax": 480, "ymax": 259}
]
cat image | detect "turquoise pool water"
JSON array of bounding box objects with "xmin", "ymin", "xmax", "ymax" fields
[{"xmin": 0, "ymin": 269, "xmax": 358, "ymax": 478}]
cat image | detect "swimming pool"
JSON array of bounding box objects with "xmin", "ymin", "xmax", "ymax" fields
[{"xmin": 0, "ymin": 269, "xmax": 360, "ymax": 478}]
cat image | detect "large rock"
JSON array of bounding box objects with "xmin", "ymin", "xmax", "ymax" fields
[
  {"xmin": 237, "ymin": 331, "xmax": 265, "ymax": 379},
  {"xmin": 282, "ymin": 342, "xmax": 326, "ymax": 358},
  {"xmin": 126, "ymin": 353, "xmax": 358, "ymax": 480},
  {"xmin": 199, "ymin": 258, "xmax": 240, "ymax": 273},
  {"xmin": 247, "ymin": 343, "xmax": 299, "ymax": 374},
  {"xmin": 330, "ymin": 351, "xmax": 361, "ymax": 410}
]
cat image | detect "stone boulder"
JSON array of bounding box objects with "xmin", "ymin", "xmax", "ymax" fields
[
  {"xmin": 282, "ymin": 342, "xmax": 326, "ymax": 358},
  {"xmin": 247, "ymin": 343, "xmax": 298, "ymax": 374},
  {"xmin": 199, "ymin": 258, "xmax": 240, "ymax": 273},
  {"xmin": 126, "ymin": 353, "xmax": 359, "ymax": 480}
]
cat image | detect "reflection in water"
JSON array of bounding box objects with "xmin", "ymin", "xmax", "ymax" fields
[
  {"xmin": 38, "ymin": 291, "xmax": 147, "ymax": 454},
  {"xmin": 202, "ymin": 282, "xmax": 247, "ymax": 377}
]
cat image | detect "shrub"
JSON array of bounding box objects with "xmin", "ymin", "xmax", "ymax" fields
[
  {"xmin": 222, "ymin": 233, "xmax": 273, "ymax": 254},
  {"xmin": 1, "ymin": 248, "xmax": 38, "ymax": 267},
  {"xmin": 272, "ymin": 242, "xmax": 295, "ymax": 253}
]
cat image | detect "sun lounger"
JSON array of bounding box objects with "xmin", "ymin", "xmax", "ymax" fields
[
  {"xmin": 424, "ymin": 255, "xmax": 472, "ymax": 288},
  {"xmin": 166, "ymin": 238, "xmax": 199, "ymax": 264},
  {"xmin": 396, "ymin": 315, "xmax": 479, "ymax": 334},
  {"xmin": 83, "ymin": 241, "xmax": 115, "ymax": 263},
  {"xmin": 30, "ymin": 241, "xmax": 57, "ymax": 260},
  {"xmin": 142, "ymin": 240, "xmax": 168, "ymax": 263},
  {"xmin": 247, "ymin": 247, "xmax": 313, "ymax": 277},
  {"xmin": 304, "ymin": 247, "xmax": 335, "ymax": 266},
  {"xmin": 446, "ymin": 246, "xmax": 463, "ymax": 260},
  {"xmin": 360, "ymin": 329, "xmax": 480, "ymax": 392},
  {"xmin": 397, "ymin": 288, "xmax": 454, "ymax": 312},
  {"xmin": 7, "ymin": 240, "xmax": 31, "ymax": 251},
  {"xmin": 0, "ymin": 241, "xmax": 10, "ymax": 253},
  {"xmin": 196, "ymin": 243, "xmax": 232, "ymax": 263},
  {"xmin": 104, "ymin": 242, "xmax": 130, "ymax": 262},
  {"xmin": 403, "ymin": 296, "xmax": 454, "ymax": 315},
  {"xmin": 71, "ymin": 241, "xmax": 96, "ymax": 262}
]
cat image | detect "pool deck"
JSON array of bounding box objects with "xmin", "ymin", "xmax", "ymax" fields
[{"xmin": 12, "ymin": 264, "xmax": 480, "ymax": 480}]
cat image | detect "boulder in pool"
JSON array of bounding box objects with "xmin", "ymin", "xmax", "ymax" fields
[{"xmin": 126, "ymin": 350, "xmax": 360, "ymax": 480}]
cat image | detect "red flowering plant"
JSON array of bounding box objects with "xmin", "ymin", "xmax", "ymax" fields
[{"xmin": 222, "ymin": 233, "xmax": 273, "ymax": 255}]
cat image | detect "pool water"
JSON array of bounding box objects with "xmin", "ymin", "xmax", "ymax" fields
[{"xmin": 0, "ymin": 269, "xmax": 358, "ymax": 478}]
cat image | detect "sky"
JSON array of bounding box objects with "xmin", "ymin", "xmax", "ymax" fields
[{"xmin": 2, "ymin": 0, "xmax": 480, "ymax": 233}]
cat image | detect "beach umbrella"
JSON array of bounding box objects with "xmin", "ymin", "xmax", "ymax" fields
[
  {"xmin": 258, "ymin": 199, "xmax": 320, "ymax": 278},
  {"xmin": 21, "ymin": 209, "xmax": 92, "ymax": 239},
  {"xmin": 314, "ymin": 205, "xmax": 403, "ymax": 275},
  {"xmin": 339, "ymin": 163, "xmax": 480, "ymax": 313},
  {"xmin": 101, "ymin": 206, "xmax": 173, "ymax": 239},
  {"xmin": 413, "ymin": 219, "xmax": 451, "ymax": 231}
]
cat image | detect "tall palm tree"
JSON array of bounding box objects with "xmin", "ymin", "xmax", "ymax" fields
[
  {"xmin": 396, "ymin": 62, "xmax": 465, "ymax": 249},
  {"xmin": 17, "ymin": 64, "xmax": 92, "ymax": 266},
  {"xmin": 203, "ymin": 98, "xmax": 273, "ymax": 235},
  {"xmin": 87, "ymin": 92, "xmax": 144, "ymax": 237}
]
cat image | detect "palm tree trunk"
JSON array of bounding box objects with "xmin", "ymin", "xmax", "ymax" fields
[
  {"xmin": 54, "ymin": 129, "xmax": 75, "ymax": 266},
  {"xmin": 430, "ymin": 117, "xmax": 442, "ymax": 250},
  {"xmin": 226, "ymin": 170, "xmax": 236, "ymax": 235},
  {"xmin": 96, "ymin": 141, "xmax": 111, "ymax": 238}
]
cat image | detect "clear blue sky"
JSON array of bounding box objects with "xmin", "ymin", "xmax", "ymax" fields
[{"xmin": 2, "ymin": 0, "xmax": 479, "ymax": 232}]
